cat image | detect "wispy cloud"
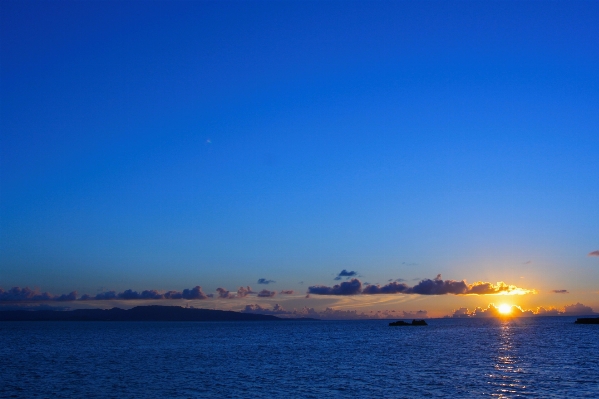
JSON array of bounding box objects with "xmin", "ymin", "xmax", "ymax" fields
[
  {"xmin": 309, "ymin": 275, "xmax": 534, "ymax": 296},
  {"xmin": 588, "ymin": 250, "xmax": 599, "ymax": 257},
  {"xmin": 279, "ymin": 290, "xmax": 294, "ymax": 295},
  {"xmin": 551, "ymin": 289, "xmax": 569, "ymax": 294},
  {"xmin": 257, "ymin": 278, "xmax": 275, "ymax": 285}
]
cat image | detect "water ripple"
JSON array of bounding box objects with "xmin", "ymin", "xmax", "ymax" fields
[{"xmin": 1, "ymin": 317, "xmax": 597, "ymax": 398}]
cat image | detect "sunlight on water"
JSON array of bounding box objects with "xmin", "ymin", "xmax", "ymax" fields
[{"xmin": 1, "ymin": 317, "xmax": 597, "ymax": 398}]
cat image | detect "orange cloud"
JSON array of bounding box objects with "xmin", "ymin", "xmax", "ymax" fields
[{"xmin": 450, "ymin": 302, "xmax": 596, "ymax": 318}]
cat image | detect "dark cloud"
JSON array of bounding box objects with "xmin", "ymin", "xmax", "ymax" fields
[
  {"xmin": 0, "ymin": 304, "xmax": 71, "ymax": 311},
  {"xmin": 308, "ymin": 279, "xmax": 362, "ymax": 295},
  {"xmin": 216, "ymin": 288, "xmax": 234, "ymax": 299},
  {"xmin": 0, "ymin": 287, "xmax": 77, "ymax": 302},
  {"xmin": 524, "ymin": 260, "xmax": 532, "ymax": 264},
  {"xmin": 257, "ymin": 278, "xmax": 275, "ymax": 285},
  {"xmin": 309, "ymin": 275, "xmax": 533, "ymax": 296},
  {"xmin": 1, "ymin": 286, "xmax": 212, "ymax": 302},
  {"xmin": 409, "ymin": 275, "xmax": 469, "ymax": 295},
  {"xmin": 185, "ymin": 286, "xmax": 212, "ymax": 299},
  {"xmin": 411, "ymin": 275, "xmax": 532, "ymax": 295},
  {"xmin": 551, "ymin": 289, "xmax": 569, "ymax": 294},
  {"xmin": 90, "ymin": 286, "xmax": 211, "ymax": 300},
  {"xmin": 279, "ymin": 290, "xmax": 294, "ymax": 295},
  {"xmin": 362, "ymin": 281, "xmax": 409, "ymax": 295},
  {"xmin": 257, "ymin": 289, "xmax": 276, "ymax": 298},
  {"xmin": 334, "ymin": 270, "xmax": 358, "ymax": 280},
  {"xmin": 588, "ymin": 250, "xmax": 599, "ymax": 257},
  {"xmin": 243, "ymin": 303, "xmax": 293, "ymax": 315}
]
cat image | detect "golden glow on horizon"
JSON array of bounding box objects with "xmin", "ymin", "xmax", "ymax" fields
[{"xmin": 498, "ymin": 304, "xmax": 512, "ymax": 315}]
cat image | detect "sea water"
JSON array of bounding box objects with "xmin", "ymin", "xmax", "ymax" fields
[{"xmin": 1, "ymin": 317, "xmax": 597, "ymax": 398}]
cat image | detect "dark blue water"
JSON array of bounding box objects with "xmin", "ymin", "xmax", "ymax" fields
[{"xmin": 1, "ymin": 317, "xmax": 597, "ymax": 398}]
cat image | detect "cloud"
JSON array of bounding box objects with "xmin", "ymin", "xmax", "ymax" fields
[
  {"xmin": 408, "ymin": 275, "xmax": 468, "ymax": 295},
  {"xmin": 450, "ymin": 302, "xmax": 595, "ymax": 318},
  {"xmin": 216, "ymin": 288, "xmax": 234, "ymax": 299},
  {"xmin": 311, "ymin": 275, "xmax": 534, "ymax": 296},
  {"xmin": 402, "ymin": 310, "xmax": 428, "ymax": 318},
  {"xmin": 551, "ymin": 290, "xmax": 569, "ymax": 294},
  {"xmin": 451, "ymin": 304, "xmax": 535, "ymax": 318},
  {"xmin": 589, "ymin": 250, "xmax": 599, "ymax": 257},
  {"xmin": 308, "ymin": 279, "xmax": 362, "ymax": 295},
  {"xmin": 524, "ymin": 260, "xmax": 532, "ymax": 264},
  {"xmin": 236, "ymin": 286, "xmax": 254, "ymax": 298},
  {"xmin": 88, "ymin": 286, "xmax": 212, "ymax": 300},
  {"xmin": 243, "ymin": 303, "xmax": 319, "ymax": 317},
  {"xmin": 257, "ymin": 278, "xmax": 275, "ymax": 285},
  {"xmin": 0, "ymin": 287, "xmax": 77, "ymax": 302},
  {"xmin": 279, "ymin": 290, "xmax": 294, "ymax": 295},
  {"xmin": 257, "ymin": 289, "xmax": 276, "ymax": 298},
  {"xmin": 563, "ymin": 302, "xmax": 594, "ymax": 315},
  {"xmin": 451, "ymin": 308, "xmax": 471, "ymax": 318},
  {"xmin": 0, "ymin": 304, "xmax": 71, "ymax": 311},
  {"xmin": 334, "ymin": 269, "xmax": 358, "ymax": 280},
  {"xmin": 536, "ymin": 307, "xmax": 561, "ymax": 316},
  {"xmin": 362, "ymin": 281, "xmax": 409, "ymax": 294},
  {"xmin": 242, "ymin": 303, "xmax": 428, "ymax": 320},
  {"xmin": 1, "ymin": 286, "xmax": 213, "ymax": 302}
]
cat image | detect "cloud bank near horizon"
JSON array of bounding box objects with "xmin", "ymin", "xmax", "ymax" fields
[
  {"xmin": 308, "ymin": 275, "xmax": 535, "ymax": 296},
  {"xmin": 0, "ymin": 286, "xmax": 215, "ymax": 302},
  {"xmin": 451, "ymin": 302, "xmax": 595, "ymax": 318},
  {"xmin": 1, "ymin": 284, "xmax": 296, "ymax": 302},
  {"xmin": 242, "ymin": 303, "xmax": 428, "ymax": 320}
]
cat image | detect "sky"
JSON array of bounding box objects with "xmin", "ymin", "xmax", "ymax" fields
[{"xmin": 1, "ymin": 0, "xmax": 598, "ymax": 318}]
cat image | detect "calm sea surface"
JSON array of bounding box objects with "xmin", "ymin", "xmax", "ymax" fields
[{"xmin": 1, "ymin": 317, "xmax": 597, "ymax": 398}]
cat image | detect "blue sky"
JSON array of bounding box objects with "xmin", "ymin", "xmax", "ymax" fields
[{"xmin": 1, "ymin": 1, "xmax": 598, "ymax": 317}]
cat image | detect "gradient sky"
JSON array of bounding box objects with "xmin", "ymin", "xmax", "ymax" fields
[{"xmin": 1, "ymin": 0, "xmax": 598, "ymax": 317}]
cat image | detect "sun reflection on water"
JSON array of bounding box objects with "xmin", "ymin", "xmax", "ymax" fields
[{"xmin": 487, "ymin": 321, "xmax": 528, "ymax": 398}]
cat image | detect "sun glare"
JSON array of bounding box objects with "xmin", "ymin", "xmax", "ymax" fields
[{"xmin": 498, "ymin": 304, "xmax": 512, "ymax": 315}]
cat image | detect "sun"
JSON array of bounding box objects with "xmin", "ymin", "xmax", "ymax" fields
[{"xmin": 498, "ymin": 304, "xmax": 512, "ymax": 315}]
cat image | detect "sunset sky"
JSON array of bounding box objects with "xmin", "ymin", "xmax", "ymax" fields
[{"xmin": 1, "ymin": 0, "xmax": 598, "ymax": 318}]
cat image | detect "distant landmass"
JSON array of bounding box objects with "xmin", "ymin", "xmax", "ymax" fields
[{"xmin": 0, "ymin": 305, "xmax": 311, "ymax": 322}]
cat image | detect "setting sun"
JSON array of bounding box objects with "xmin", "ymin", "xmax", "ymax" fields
[{"xmin": 498, "ymin": 304, "xmax": 512, "ymax": 315}]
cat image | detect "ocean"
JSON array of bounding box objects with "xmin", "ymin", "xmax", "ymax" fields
[{"xmin": 1, "ymin": 317, "xmax": 597, "ymax": 398}]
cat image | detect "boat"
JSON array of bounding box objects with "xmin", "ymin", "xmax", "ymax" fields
[{"xmin": 389, "ymin": 319, "xmax": 427, "ymax": 326}]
